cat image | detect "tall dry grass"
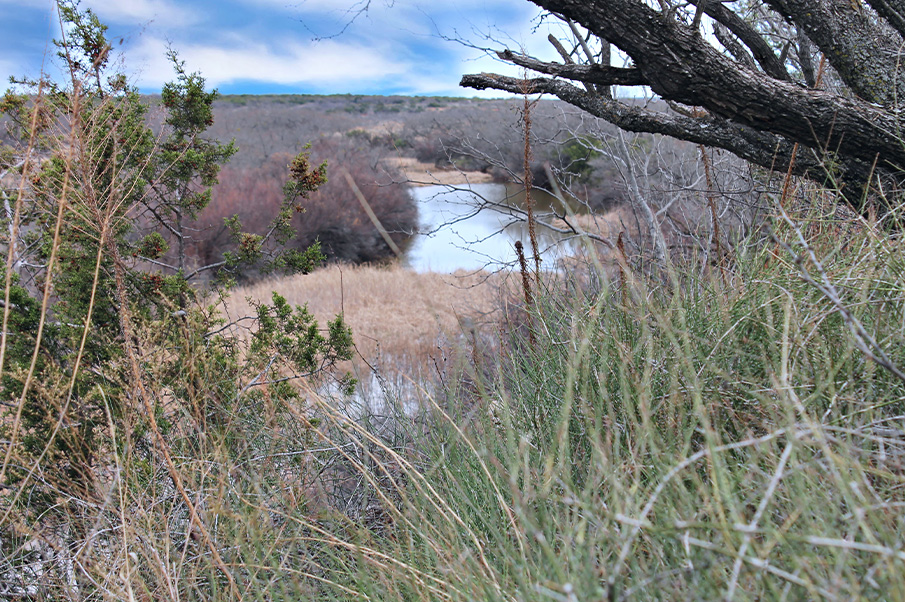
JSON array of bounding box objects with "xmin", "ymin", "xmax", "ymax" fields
[
  {"xmin": 299, "ymin": 202, "xmax": 904, "ymax": 601},
  {"xmin": 222, "ymin": 264, "xmax": 510, "ymax": 400}
]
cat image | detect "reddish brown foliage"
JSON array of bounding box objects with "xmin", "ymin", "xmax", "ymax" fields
[{"xmin": 191, "ymin": 138, "xmax": 417, "ymax": 275}]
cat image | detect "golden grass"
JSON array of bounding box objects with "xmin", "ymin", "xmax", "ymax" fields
[
  {"xmin": 219, "ymin": 213, "xmax": 625, "ymax": 394},
  {"xmin": 384, "ymin": 156, "xmax": 495, "ymax": 187},
  {"xmin": 223, "ymin": 263, "xmax": 506, "ymax": 372}
]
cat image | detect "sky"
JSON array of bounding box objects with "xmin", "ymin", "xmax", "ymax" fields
[{"xmin": 0, "ymin": 0, "xmax": 569, "ymax": 97}]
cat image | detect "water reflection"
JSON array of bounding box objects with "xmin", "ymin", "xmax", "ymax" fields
[{"xmin": 404, "ymin": 183, "xmax": 583, "ymax": 272}]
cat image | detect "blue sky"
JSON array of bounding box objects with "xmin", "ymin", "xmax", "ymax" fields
[{"xmin": 0, "ymin": 0, "xmax": 568, "ymax": 96}]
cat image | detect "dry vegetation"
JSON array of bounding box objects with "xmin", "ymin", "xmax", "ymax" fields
[
  {"xmin": 223, "ymin": 264, "xmax": 508, "ymax": 379},
  {"xmin": 1, "ymin": 6, "xmax": 902, "ymax": 600},
  {"xmin": 384, "ymin": 156, "xmax": 494, "ymax": 187},
  {"xmin": 170, "ymin": 93, "xmax": 640, "ymax": 275}
]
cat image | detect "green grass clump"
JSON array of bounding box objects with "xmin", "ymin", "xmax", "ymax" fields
[
  {"xmin": 1, "ymin": 199, "xmax": 900, "ymax": 601},
  {"xmin": 310, "ymin": 214, "xmax": 904, "ymax": 601}
]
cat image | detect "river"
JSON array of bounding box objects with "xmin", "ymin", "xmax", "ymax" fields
[{"xmin": 403, "ymin": 182, "xmax": 583, "ymax": 272}]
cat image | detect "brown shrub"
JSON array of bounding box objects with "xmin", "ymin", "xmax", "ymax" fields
[{"xmin": 190, "ymin": 138, "xmax": 417, "ymax": 278}]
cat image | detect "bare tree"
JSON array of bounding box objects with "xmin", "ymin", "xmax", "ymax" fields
[{"xmin": 461, "ymin": 0, "xmax": 904, "ymax": 218}]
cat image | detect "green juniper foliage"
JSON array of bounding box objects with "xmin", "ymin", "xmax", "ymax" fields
[
  {"xmin": 139, "ymin": 50, "xmax": 236, "ymax": 285},
  {"xmin": 0, "ymin": 1, "xmax": 351, "ymax": 550}
]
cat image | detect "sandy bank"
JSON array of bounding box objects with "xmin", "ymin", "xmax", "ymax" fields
[{"xmin": 386, "ymin": 156, "xmax": 495, "ymax": 187}]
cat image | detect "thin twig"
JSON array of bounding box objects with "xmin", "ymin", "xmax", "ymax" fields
[
  {"xmin": 775, "ymin": 205, "xmax": 904, "ymax": 381},
  {"xmin": 726, "ymin": 441, "xmax": 793, "ymax": 601}
]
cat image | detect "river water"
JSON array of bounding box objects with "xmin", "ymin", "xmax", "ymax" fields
[{"xmin": 403, "ymin": 182, "xmax": 582, "ymax": 272}]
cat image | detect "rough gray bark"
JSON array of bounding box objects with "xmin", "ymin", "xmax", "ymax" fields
[
  {"xmin": 862, "ymin": 0, "xmax": 904, "ymax": 33},
  {"xmin": 460, "ymin": 0, "xmax": 904, "ymax": 217},
  {"xmin": 762, "ymin": 0, "xmax": 902, "ymax": 105}
]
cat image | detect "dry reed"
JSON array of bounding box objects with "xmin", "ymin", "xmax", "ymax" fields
[{"xmin": 223, "ymin": 264, "xmax": 506, "ymax": 372}]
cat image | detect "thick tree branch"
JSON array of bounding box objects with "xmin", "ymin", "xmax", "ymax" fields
[
  {"xmin": 465, "ymin": 0, "xmax": 904, "ymax": 214},
  {"xmin": 505, "ymin": 0, "xmax": 902, "ymax": 172},
  {"xmin": 497, "ymin": 49, "xmax": 645, "ymax": 86},
  {"xmin": 762, "ymin": 0, "xmax": 903, "ymax": 105},
  {"xmin": 863, "ymin": 0, "xmax": 904, "ymax": 35},
  {"xmin": 692, "ymin": 0, "xmax": 790, "ymax": 81},
  {"xmin": 460, "ymin": 74, "xmax": 889, "ymax": 212}
]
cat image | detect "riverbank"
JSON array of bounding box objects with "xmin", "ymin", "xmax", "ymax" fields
[
  {"xmin": 387, "ymin": 156, "xmax": 495, "ymax": 186},
  {"xmin": 224, "ymin": 264, "xmax": 506, "ymax": 373}
]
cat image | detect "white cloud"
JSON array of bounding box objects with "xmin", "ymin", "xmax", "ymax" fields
[
  {"xmin": 0, "ymin": 50, "xmax": 59, "ymax": 89},
  {"xmin": 82, "ymin": 0, "xmax": 199, "ymax": 28},
  {"xmin": 239, "ymin": 0, "xmax": 402, "ymax": 14},
  {"xmin": 0, "ymin": 0, "xmax": 198, "ymax": 28},
  {"xmin": 115, "ymin": 0, "xmax": 554, "ymax": 95},
  {"xmin": 0, "ymin": 57, "xmax": 19, "ymax": 88},
  {"xmin": 128, "ymin": 35, "xmax": 412, "ymax": 89},
  {"xmin": 233, "ymin": 0, "xmax": 540, "ymax": 45},
  {"xmin": 0, "ymin": 0, "xmax": 592, "ymax": 97}
]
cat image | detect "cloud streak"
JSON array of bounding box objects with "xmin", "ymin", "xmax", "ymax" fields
[
  {"xmin": 2, "ymin": 0, "xmax": 565, "ymax": 97},
  {"xmin": 130, "ymin": 35, "xmax": 411, "ymax": 89},
  {"xmin": 83, "ymin": 0, "xmax": 200, "ymax": 27}
]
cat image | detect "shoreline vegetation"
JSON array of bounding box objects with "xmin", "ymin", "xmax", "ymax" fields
[{"xmin": 195, "ymin": 93, "xmax": 617, "ymax": 268}]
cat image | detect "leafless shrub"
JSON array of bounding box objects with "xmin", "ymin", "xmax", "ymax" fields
[{"xmin": 192, "ymin": 138, "xmax": 416, "ymax": 278}]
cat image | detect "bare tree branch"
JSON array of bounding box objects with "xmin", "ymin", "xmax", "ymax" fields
[
  {"xmin": 712, "ymin": 23, "xmax": 759, "ymax": 72},
  {"xmin": 461, "ymin": 0, "xmax": 904, "ymax": 215},
  {"xmin": 497, "ymin": 49, "xmax": 645, "ymax": 86},
  {"xmin": 460, "ymin": 74, "xmax": 882, "ymax": 205}
]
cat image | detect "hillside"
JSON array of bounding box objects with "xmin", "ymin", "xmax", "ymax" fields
[{"xmin": 1, "ymin": 49, "xmax": 902, "ymax": 602}]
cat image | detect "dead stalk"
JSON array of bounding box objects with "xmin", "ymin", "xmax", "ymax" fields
[
  {"xmin": 107, "ymin": 235, "xmax": 242, "ymax": 600},
  {"xmin": 520, "ymin": 75, "xmax": 540, "ymax": 278},
  {"xmin": 616, "ymin": 232, "xmax": 630, "ymax": 304},
  {"xmin": 0, "ymin": 86, "xmax": 78, "ymax": 494},
  {"xmin": 515, "ymin": 240, "xmax": 537, "ymax": 350},
  {"xmin": 698, "ymin": 144, "xmax": 728, "ymax": 287},
  {"xmin": 0, "ymin": 83, "xmax": 45, "ymax": 386}
]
